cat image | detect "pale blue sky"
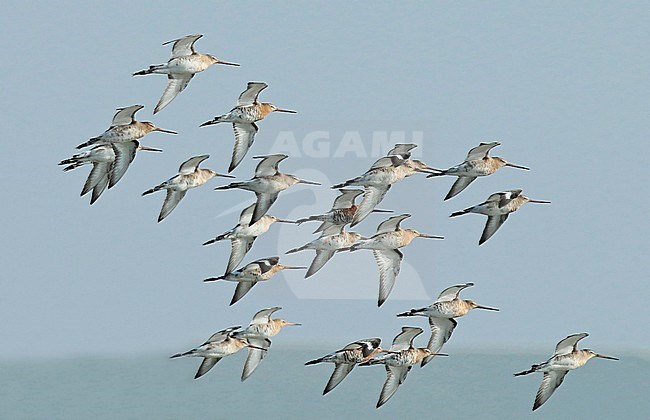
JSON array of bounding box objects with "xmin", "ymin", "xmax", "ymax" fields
[{"xmin": 1, "ymin": 1, "xmax": 648, "ymax": 360}]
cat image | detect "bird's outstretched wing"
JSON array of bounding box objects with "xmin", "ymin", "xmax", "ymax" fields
[
  {"xmin": 554, "ymin": 333, "xmax": 589, "ymax": 356},
  {"xmin": 229, "ymin": 123, "xmax": 258, "ymax": 172},
  {"xmin": 435, "ymin": 283, "xmax": 475, "ymax": 303},
  {"xmin": 421, "ymin": 317, "xmax": 457, "ymax": 367},
  {"xmin": 375, "ymin": 213, "xmax": 411, "ymax": 234},
  {"xmin": 444, "ymin": 176, "xmax": 477, "ymax": 200},
  {"xmin": 389, "ymin": 326, "xmax": 423, "ymax": 352},
  {"xmin": 154, "ymin": 74, "xmax": 194, "ymax": 114},
  {"xmin": 237, "ymin": 82, "xmax": 268, "ymax": 106},
  {"xmin": 253, "ymin": 154, "xmax": 288, "ymax": 177},
  {"xmin": 375, "ymin": 249, "xmax": 403, "ymax": 307},
  {"xmin": 164, "ymin": 34, "xmax": 203, "ymax": 59},
  {"xmin": 110, "ymin": 105, "xmax": 144, "ymax": 126},
  {"xmin": 109, "ymin": 141, "xmax": 138, "ymax": 188},
  {"xmin": 479, "ymin": 214, "xmax": 509, "ymax": 245},
  {"xmin": 465, "ymin": 142, "xmax": 500, "ymax": 161},
  {"xmin": 533, "ymin": 371, "xmax": 568, "ymax": 411},
  {"xmin": 241, "ymin": 337, "xmax": 272, "ymax": 381},
  {"xmin": 179, "ymin": 154, "xmax": 209, "ymax": 174}
]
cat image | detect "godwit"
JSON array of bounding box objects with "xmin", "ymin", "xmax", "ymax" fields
[
  {"xmin": 76, "ymin": 105, "xmax": 176, "ymax": 149},
  {"xmin": 360, "ymin": 327, "xmax": 447, "ymax": 408},
  {"xmin": 397, "ymin": 283, "xmax": 499, "ymax": 366},
  {"xmin": 426, "ymin": 142, "xmax": 529, "ymax": 200},
  {"xmin": 450, "ymin": 189, "xmax": 550, "ymax": 245},
  {"xmin": 200, "ymin": 82, "xmax": 296, "ymax": 172},
  {"xmin": 305, "ymin": 338, "xmax": 384, "ymax": 395},
  {"xmin": 202, "ymin": 203, "xmax": 297, "ymax": 274},
  {"xmin": 170, "ymin": 326, "xmax": 269, "ymax": 380},
  {"xmin": 294, "ymin": 189, "xmax": 391, "ymax": 235},
  {"xmin": 232, "ymin": 307, "xmax": 301, "ymax": 381},
  {"xmin": 133, "ymin": 34, "xmax": 239, "ymax": 114},
  {"xmin": 332, "ymin": 146, "xmax": 437, "ymax": 226},
  {"xmin": 214, "ymin": 154, "xmax": 320, "ymax": 225},
  {"xmin": 514, "ymin": 333, "xmax": 618, "ymax": 411},
  {"xmin": 60, "ymin": 142, "xmax": 162, "ymax": 205},
  {"xmin": 349, "ymin": 214, "xmax": 443, "ymax": 306},
  {"xmin": 286, "ymin": 231, "xmax": 365, "ymax": 278},
  {"xmin": 204, "ymin": 256, "xmax": 306, "ymax": 305},
  {"xmin": 142, "ymin": 155, "xmax": 234, "ymax": 222}
]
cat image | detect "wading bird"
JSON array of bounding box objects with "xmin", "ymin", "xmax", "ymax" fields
[
  {"xmin": 332, "ymin": 146, "xmax": 438, "ymax": 226},
  {"xmin": 233, "ymin": 307, "xmax": 301, "ymax": 381},
  {"xmin": 133, "ymin": 34, "xmax": 239, "ymax": 114},
  {"xmin": 60, "ymin": 142, "xmax": 161, "ymax": 204},
  {"xmin": 170, "ymin": 326, "xmax": 268, "ymax": 379},
  {"xmin": 204, "ymin": 257, "xmax": 306, "ymax": 305},
  {"xmin": 349, "ymin": 214, "xmax": 443, "ymax": 306},
  {"xmin": 427, "ymin": 142, "xmax": 529, "ymax": 200},
  {"xmin": 450, "ymin": 189, "xmax": 550, "ymax": 245},
  {"xmin": 305, "ymin": 338, "xmax": 384, "ymax": 395},
  {"xmin": 202, "ymin": 203, "xmax": 297, "ymax": 274},
  {"xmin": 514, "ymin": 333, "xmax": 618, "ymax": 411},
  {"xmin": 360, "ymin": 327, "xmax": 447, "ymax": 408},
  {"xmin": 295, "ymin": 189, "xmax": 391, "ymax": 235},
  {"xmin": 397, "ymin": 283, "xmax": 498, "ymax": 366},
  {"xmin": 214, "ymin": 154, "xmax": 320, "ymax": 225},
  {"xmin": 286, "ymin": 231, "xmax": 365, "ymax": 278},
  {"xmin": 200, "ymin": 82, "xmax": 296, "ymax": 172},
  {"xmin": 76, "ymin": 105, "xmax": 176, "ymax": 149},
  {"xmin": 142, "ymin": 155, "xmax": 233, "ymax": 222}
]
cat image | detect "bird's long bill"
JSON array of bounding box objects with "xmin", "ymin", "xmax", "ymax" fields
[
  {"xmin": 274, "ymin": 108, "xmax": 297, "ymax": 114},
  {"xmin": 371, "ymin": 208, "xmax": 393, "ymax": 213},
  {"xmin": 139, "ymin": 146, "xmax": 163, "ymax": 152},
  {"xmin": 248, "ymin": 344, "xmax": 268, "ymax": 351},
  {"xmin": 297, "ymin": 179, "xmax": 321, "ymax": 185},
  {"xmin": 217, "ymin": 173, "xmax": 237, "ymax": 179},
  {"xmin": 505, "ymin": 162, "xmax": 530, "ymax": 170},
  {"xmin": 475, "ymin": 305, "xmax": 500, "ymax": 311},
  {"xmin": 285, "ymin": 322, "xmax": 302, "ymax": 326},
  {"xmin": 217, "ymin": 60, "xmax": 240, "ymax": 66},
  {"xmin": 595, "ymin": 353, "xmax": 619, "ymax": 360},
  {"xmin": 275, "ymin": 219, "xmax": 298, "ymax": 224},
  {"xmin": 419, "ymin": 234, "xmax": 445, "ymax": 240},
  {"xmin": 154, "ymin": 127, "xmax": 178, "ymax": 134},
  {"xmin": 431, "ymin": 352, "xmax": 449, "ymax": 357},
  {"xmin": 199, "ymin": 120, "xmax": 216, "ymax": 127},
  {"xmin": 282, "ymin": 265, "xmax": 308, "ymax": 270},
  {"xmin": 528, "ymin": 199, "xmax": 551, "ymax": 204},
  {"xmin": 417, "ymin": 165, "xmax": 443, "ymax": 174}
]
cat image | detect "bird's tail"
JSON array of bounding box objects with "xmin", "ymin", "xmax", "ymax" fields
[
  {"xmin": 304, "ymin": 357, "xmax": 325, "ymax": 366},
  {"xmin": 61, "ymin": 162, "xmax": 83, "ymax": 172},
  {"xmin": 295, "ymin": 215, "xmax": 319, "ymax": 225},
  {"xmin": 513, "ymin": 364, "xmax": 540, "ymax": 376},
  {"xmin": 76, "ymin": 137, "xmax": 100, "ymax": 150},
  {"xmin": 331, "ymin": 178, "xmax": 357, "ymax": 189},
  {"xmin": 204, "ymin": 275, "xmax": 226, "ymax": 282},
  {"xmin": 450, "ymin": 208, "xmax": 471, "ymax": 217},
  {"xmin": 202, "ymin": 232, "xmax": 230, "ymax": 246},
  {"xmin": 286, "ymin": 244, "xmax": 308, "ymax": 254},
  {"xmin": 170, "ymin": 350, "xmax": 193, "ymax": 359},
  {"xmin": 199, "ymin": 115, "xmax": 227, "ymax": 127},
  {"xmin": 142, "ymin": 183, "xmax": 165, "ymax": 196},
  {"xmin": 133, "ymin": 64, "xmax": 164, "ymax": 76},
  {"xmin": 214, "ymin": 182, "xmax": 243, "ymax": 191}
]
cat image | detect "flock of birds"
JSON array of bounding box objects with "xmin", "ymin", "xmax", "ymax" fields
[{"xmin": 59, "ymin": 34, "xmax": 618, "ymax": 411}]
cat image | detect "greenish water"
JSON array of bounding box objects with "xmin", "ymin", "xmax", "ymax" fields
[{"xmin": 1, "ymin": 350, "xmax": 646, "ymax": 419}]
